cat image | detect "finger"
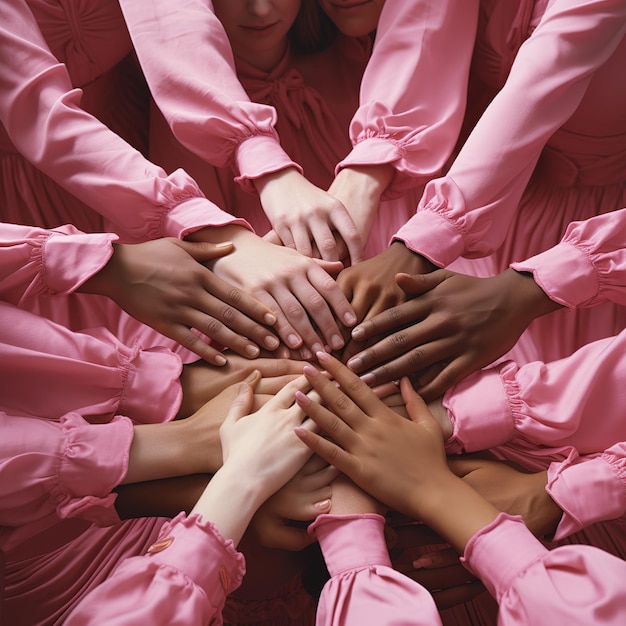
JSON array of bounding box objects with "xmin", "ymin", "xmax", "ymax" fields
[
  {"xmin": 161, "ymin": 321, "xmax": 229, "ymax": 365},
  {"xmin": 255, "ymin": 373, "xmax": 302, "ymax": 395},
  {"xmin": 290, "ymin": 223, "xmax": 315, "ymax": 259},
  {"xmin": 258, "ymin": 525, "xmax": 315, "ymax": 551},
  {"xmin": 273, "ymin": 223, "xmax": 297, "ymax": 251},
  {"xmin": 222, "ymin": 381, "xmax": 255, "ymax": 426},
  {"xmin": 176, "ymin": 239, "xmax": 234, "ymax": 262},
  {"xmin": 330, "ymin": 214, "xmax": 363, "ymax": 265},
  {"xmin": 309, "ymin": 217, "xmax": 340, "ymax": 262},
  {"xmin": 416, "ymin": 356, "xmax": 474, "ymax": 402},
  {"xmin": 306, "ymin": 265, "xmax": 357, "ymax": 329},
  {"xmin": 395, "ymin": 270, "xmax": 451, "ymax": 297},
  {"xmin": 253, "ymin": 290, "xmax": 304, "ymax": 351},
  {"xmin": 262, "ymin": 230, "xmax": 283, "ymax": 245},
  {"xmin": 315, "ymin": 351, "xmax": 386, "ymax": 416},
  {"xmin": 293, "ymin": 421, "xmax": 358, "ymax": 474},
  {"xmin": 430, "ymin": 581, "xmax": 487, "ymax": 611},
  {"xmin": 301, "ymin": 464, "xmax": 339, "ymax": 490},
  {"xmin": 399, "ymin": 377, "xmax": 432, "ymax": 426},
  {"xmin": 446, "ymin": 457, "xmax": 488, "ymax": 478},
  {"xmin": 269, "ymin": 374, "xmax": 311, "ymax": 410},
  {"xmin": 371, "ymin": 381, "xmax": 402, "ymax": 399}
]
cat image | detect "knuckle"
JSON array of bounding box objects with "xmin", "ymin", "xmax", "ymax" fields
[
  {"xmin": 406, "ymin": 348, "xmax": 427, "ymax": 370},
  {"xmin": 220, "ymin": 305, "xmax": 237, "ymax": 324},
  {"xmin": 390, "ymin": 332, "xmax": 409, "ymax": 349},
  {"xmin": 334, "ymin": 394, "xmax": 351, "ymax": 412},
  {"xmin": 226, "ymin": 287, "xmax": 242, "ymax": 305},
  {"xmin": 204, "ymin": 317, "xmax": 224, "ymax": 337}
]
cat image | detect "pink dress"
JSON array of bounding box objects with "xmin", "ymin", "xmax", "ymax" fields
[
  {"xmin": 0, "ymin": 222, "xmax": 184, "ymax": 422},
  {"xmin": 395, "ymin": 0, "xmax": 626, "ymax": 365},
  {"xmin": 120, "ymin": 0, "xmax": 476, "ymax": 255},
  {"xmin": 148, "ymin": 37, "xmax": 420, "ymax": 259},
  {"xmin": 56, "ymin": 513, "xmax": 626, "ymax": 625}
]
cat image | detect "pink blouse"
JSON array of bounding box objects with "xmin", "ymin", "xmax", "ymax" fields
[
  {"xmin": 0, "ymin": 0, "xmax": 249, "ymax": 243},
  {"xmin": 62, "ymin": 513, "xmax": 626, "ymax": 625},
  {"xmin": 395, "ymin": 0, "xmax": 626, "ymax": 266},
  {"xmin": 120, "ymin": 0, "xmax": 477, "ymax": 194}
]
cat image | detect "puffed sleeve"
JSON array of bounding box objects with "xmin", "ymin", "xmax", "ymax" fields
[
  {"xmin": 463, "ymin": 513, "xmax": 626, "ymax": 625},
  {"xmin": 510, "ymin": 208, "xmax": 626, "ymax": 308},
  {"xmin": 310, "ymin": 514, "xmax": 441, "ymax": 626},
  {"xmin": 0, "ymin": 0, "xmax": 249, "ymax": 243},
  {"xmin": 64, "ymin": 512, "xmax": 245, "ymax": 626},
  {"xmin": 119, "ymin": 0, "xmax": 299, "ymax": 192},
  {"xmin": 0, "ymin": 223, "xmax": 116, "ymax": 304},
  {"xmin": 338, "ymin": 0, "xmax": 479, "ymax": 196},
  {"xmin": 395, "ymin": 0, "xmax": 626, "ymax": 267},
  {"xmin": 0, "ymin": 411, "xmax": 132, "ymax": 528},
  {"xmin": 443, "ymin": 330, "xmax": 626, "ymax": 455},
  {"xmin": 546, "ymin": 444, "xmax": 626, "ymax": 540}
]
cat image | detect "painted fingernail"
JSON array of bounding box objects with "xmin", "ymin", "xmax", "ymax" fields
[
  {"xmin": 351, "ymin": 326, "xmax": 364, "ymax": 340},
  {"xmin": 412, "ymin": 555, "xmax": 433, "ymax": 569},
  {"xmin": 214, "ymin": 354, "xmax": 227, "ymax": 366},
  {"xmin": 264, "ymin": 313, "xmax": 277, "ymax": 325},
  {"xmin": 302, "ymin": 364, "xmax": 319, "ymax": 377},
  {"xmin": 245, "ymin": 344, "xmax": 260, "ymax": 358},
  {"xmin": 344, "ymin": 312, "xmax": 357, "ymax": 326},
  {"xmin": 264, "ymin": 335, "xmax": 280, "ymax": 349},
  {"xmin": 330, "ymin": 335, "xmax": 344, "ymax": 350}
]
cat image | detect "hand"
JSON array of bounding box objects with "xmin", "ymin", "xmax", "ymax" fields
[
  {"xmin": 346, "ymin": 268, "xmax": 561, "ymax": 399},
  {"xmin": 293, "ymin": 352, "xmax": 447, "ymax": 518},
  {"xmin": 219, "ymin": 375, "xmax": 316, "ymax": 501},
  {"xmin": 205, "ymin": 226, "xmax": 357, "ymax": 356},
  {"xmin": 448, "ymin": 456, "xmax": 563, "ymax": 539},
  {"xmin": 390, "ymin": 524, "xmax": 486, "ymax": 611},
  {"xmin": 255, "ymin": 168, "xmax": 363, "ymax": 264},
  {"xmin": 177, "ymin": 354, "xmax": 305, "ymax": 418},
  {"xmin": 327, "ymin": 164, "xmax": 394, "ymax": 256},
  {"xmin": 338, "ymin": 242, "xmax": 433, "ymax": 358},
  {"xmin": 250, "ymin": 455, "xmax": 337, "ymax": 550},
  {"xmin": 80, "ymin": 237, "xmax": 279, "ymax": 365}
]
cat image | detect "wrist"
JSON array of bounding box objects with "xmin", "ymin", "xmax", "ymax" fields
[
  {"xmin": 505, "ymin": 269, "xmax": 562, "ymax": 320},
  {"xmin": 253, "ymin": 166, "xmax": 300, "ymax": 196},
  {"xmin": 386, "ymin": 240, "xmax": 437, "ymax": 275}
]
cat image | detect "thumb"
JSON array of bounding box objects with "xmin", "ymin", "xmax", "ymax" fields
[
  {"xmin": 177, "ymin": 239, "xmax": 234, "ymax": 263},
  {"xmin": 224, "ymin": 380, "xmax": 255, "ymax": 425},
  {"xmin": 313, "ymin": 258, "xmax": 344, "ymax": 276},
  {"xmin": 395, "ymin": 270, "xmax": 450, "ymax": 297},
  {"xmin": 399, "ymin": 377, "xmax": 432, "ymax": 426}
]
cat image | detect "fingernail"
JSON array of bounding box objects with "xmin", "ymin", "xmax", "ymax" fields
[
  {"xmin": 245, "ymin": 370, "xmax": 259, "ymax": 382},
  {"xmin": 412, "ymin": 555, "xmax": 433, "ymax": 569},
  {"xmin": 214, "ymin": 354, "xmax": 227, "ymax": 366},
  {"xmin": 302, "ymin": 364, "xmax": 319, "ymax": 377},
  {"xmin": 264, "ymin": 313, "xmax": 277, "ymax": 325},
  {"xmin": 245, "ymin": 344, "xmax": 260, "ymax": 358},
  {"xmin": 288, "ymin": 334, "xmax": 301, "ymax": 348},
  {"xmin": 264, "ymin": 335, "xmax": 280, "ymax": 349},
  {"xmin": 215, "ymin": 241, "xmax": 233, "ymax": 248},
  {"xmin": 300, "ymin": 347, "xmax": 313, "ymax": 360},
  {"xmin": 344, "ymin": 312, "xmax": 357, "ymax": 326},
  {"xmin": 295, "ymin": 390, "xmax": 310, "ymax": 404},
  {"xmin": 330, "ymin": 335, "xmax": 344, "ymax": 350},
  {"xmin": 359, "ymin": 373, "xmax": 375, "ymax": 386},
  {"xmin": 312, "ymin": 343, "xmax": 324, "ymax": 356},
  {"xmin": 348, "ymin": 356, "xmax": 363, "ymax": 370},
  {"xmin": 351, "ymin": 326, "xmax": 364, "ymax": 340},
  {"xmin": 314, "ymin": 499, "xmax": 331, "ymax": 511},
  {"xmin": 316, "ymin": 351, "xmax": 331, "ymax": 364}
]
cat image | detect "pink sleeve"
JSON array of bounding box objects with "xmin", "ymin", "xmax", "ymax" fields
[
  {"xmin": 310, "ymin": 514, "xmax": 441, "ymax": 626},
  {"xmin": 463, "ymin": 513, "xmax": 626, "ymax": 625},
  {"xmin": 119, "ymin": 0, "xmax": 299, "ymax": 190},
  {"xmin": 546, "ymin": 443, "xmax": 626, "ymax": 539},
  {"xmin": 395, "ymin": 0, "xmax": 626, "ymax": 267},
  {"xmin": 0, "ymin": 223, "xmax": 116, "ymax": 304},
  {"xmin": 64, "ymin": 513, "xmax": 245, "ymax": 626},
  {"xmin": 444, "ymin": 330, "xmax": 626, "ymax": 455},
  {"xmin": 0, "ymin": 0, "xmax": 248, "ymax": 242},
  {"xmin": 0, "ymin": 301, "xmax": 183, "ymax": 425},
  {"xmin": 338, "ymin": 0, "xmax": 479, "ymax": 195},
  {"xmin": 0, "ymin": 411, "xmax": 132, "ymax": 528},
  {"xmin": 511, "ymin": 207, "xmax": 626, "ymax": 308}
]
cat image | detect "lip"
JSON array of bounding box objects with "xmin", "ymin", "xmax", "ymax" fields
[
  {"xmin": 240, "ymin": 21, "xmax": 280, "ymax": 34},
  {"xmin": 328, "ymin": 0, "xmax": 371, "ymax": 10}
]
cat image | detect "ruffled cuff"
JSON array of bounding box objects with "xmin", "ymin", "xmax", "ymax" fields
[
  {"xmin": 511, "ymin": 242, "xmax": 595, "ymax": 309},
  {"xmin": 233, "ymin": 134, "xmax": 301, "ymax": 193},
  {"xmin": 163, "ymin": 197, "xmax": 252, "ymax": 239},
  {"xmin": 146, "ymin": 512, "xmax": 245, "ymax": 605},
  {"xmin": 53, "ymin": 413, "xmax": 133, "ymax": 525},
  {"xmin": 117, "ymin": 344, "xmax": 183, "ymax": 424},
  {"xmin": 462, "ymin": 513, "xmax": 547, "ymax": 602},
  {"xmin": 308, "ymin": 514, "xmax": 389, "ymax": 576},
  {"xmin": 444, "ymin": 367, "xmax": 515, "ymax": 454},
  {"xmin": 42, "ymin": 231, "xmax": 118, "ymax": 295},
  {"xmin": 547, "ymin": 452, "xmax": 626, "ymax": 540}
]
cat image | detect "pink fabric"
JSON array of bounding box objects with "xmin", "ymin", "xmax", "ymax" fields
[
  {"xmin": 463, "ymin": 513, "xmax": 626, "ymax": 625},
  {"xmin": 64, "ymin": 513, "xmax": 245, "ymax": 626},
  {"xmin": 0, "ymin": 0, "xmax": 249, "ymax": 242},
  {"xmin": 444, "ymin": 329, "xmax": 626, "ymax": 541},
  {"xmin": 395, "ymin": 0, "xmax": 626, "ymax": 365},
  {"xmin": 311, "ymin": 514, "xmax": 440, "ymax": 626},
  {"xmin": 148, "ymin": 37, "xmax": 420, "ymax": 258}
]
